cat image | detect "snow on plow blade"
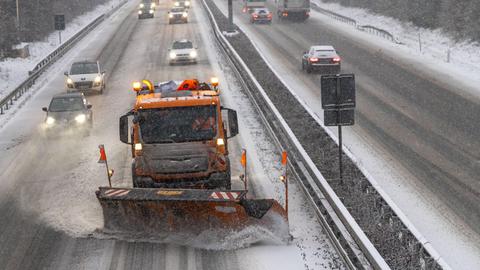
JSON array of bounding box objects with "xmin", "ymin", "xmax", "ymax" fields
[{"xmin": 96, "ymin": 187, "xmax": 289, "ymax": 248}]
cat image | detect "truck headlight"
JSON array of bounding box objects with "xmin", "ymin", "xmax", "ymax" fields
[
  {"xmin": 174, "ymin": 2, "xmax": 179, "ymax": 6},
  {"xmin": 139, "ymin": 3, "xmax": 145, "ymax": 8},
  {"xmin": 94, "ymin": 76, "xmax": 102, "ymax": 83},
  {"xmin": 182, "ymin": 12, "xmax": 188, "ymax": 17},
  {"xmin": 138, "ymin": 10, "xmax": 143, "ymax": 15},
  {"xmin": 46, "ymin": 116, "xmax": 55, "ymax": 125},
  {"xmin": 75, "ymin": 114, "xmax": 86, "ymax": 124},
  {"xmin": 149, "ymin": 9, "xmax": 154, "ymax": 14},
  {"xmin": 169, "ymin": 52, "xmax": 176, "ymax": 59},
  {"xmin": 66, "ymin": 78, "xmax": 73, "ymax": 84},
  {"xmin": 169, "ymin": 13, "xmax": 174, "ymax": 18},
  {"xmin": 185, "ymin": 1, "xmax": 190, "ymax": 6},
  {"xmin": 151, "ymin": 3, "xmax": 156, "ymax": 8},
  {"xmin": 189, "ymin": 50, "xmax": 197, "ymax": 58},
  {"xmin": 134, "ymin": 143, "xmax": 143, "ymax": 151}
]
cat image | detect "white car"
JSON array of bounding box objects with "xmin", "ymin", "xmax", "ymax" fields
[
  {"xmin": 168, "ymin": 7, "xmax": 188, "ymax": 24},
  {"xmin": 168, "ymin": 40, "xmax": 197, "ymax": 65},
  {"xmin": 64, "ymin": 61, "xmax": 105, "ymax": 94}
]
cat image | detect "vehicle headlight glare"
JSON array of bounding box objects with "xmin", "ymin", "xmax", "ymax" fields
[
  {"xmin": 149, "ymin": 9, "xmax": 154, "ymax": 14},
  {"xmin": 151, "ymin": 3, "xmax": 156, "ymax": 8},
  {"xmin": 185, "ymin": 1, "xmax": 190, "ymax": 6},
  {"xmin": 135, "ymin": 143, "xmax": 143, "ymax": 151},
  {"xmin": 174, "ymin": 2, "xmax": 179, "ymax": 6},
  {"xmin": 169, "ymin": 52, "xmax": 177, "ymax": 59},
  {"xmin": 94, "ymin": 76, "xmax": 102, "ymax": 83},
  {"xmin": 66, "ymin": 78, "xmax": 73, "ymax": 84},
  {"xmin": 139, "ymin": 3, "xmax": 144, "ymax": 8},
  {"xmin": 189, "ymin": 50, "xmax": 197, "ymax": 58},
  {"xmin": 138, "ymin": 10, "xmax": 143, "ymax": 15},
  {"xmin": 169, "ymin": 13, "xmax": 174, "ymax": 18},
  {"xmin": 75, "ymin": 114, "xmax": 86, "ymax": 124},
  {"xmin": 182, "ymin": 12, "xmax": 188, "ymax": 17},
  {"xmin": 46, "ymin": 116, "xmax": 55, "ymax": 125}
]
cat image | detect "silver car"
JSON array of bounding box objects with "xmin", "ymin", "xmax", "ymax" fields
[
  {"xmin": 168, "ymin": 39, "xmax": 198, "ymax": 65},
  {"xmin": 168, "ymin": 7, "xmax": 188, "ymax": 24},
  {"xmin": 64, "ymin": 61, "xmax": 106, "ymax": 94},
  {"xmin": 302, "ymin": 45, "xmax": 341, "ymax": 74}
]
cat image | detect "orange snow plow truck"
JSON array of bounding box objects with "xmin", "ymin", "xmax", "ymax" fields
[{"xmin": 95, "ymin": 78, "xmax": 289, "ymax": 245}]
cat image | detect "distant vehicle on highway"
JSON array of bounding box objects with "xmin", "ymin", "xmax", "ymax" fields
[
  {"xmin": 301, "ymin": 45, "xmax": 341, "ymax": 74},
  {"xmin": 138, "ymin": 6, "xmax": 155, "ymax": 19},
  {"xmin": 168, "ymin": 7, "xmax": 188, "ymax": 24},
  {"xmin": 243, "ymin": 0, "xmax": 265, "ymax": 13},
  {"xmin": 42, "ymin": 93, "xmax": 93, "ymax": 136},
  {"xmin": 169, "ymin": 39, "xmax": 198, "ymax": 65},
  {"xmin": 139, "ymin": 1, "xmax": 156, "ymax": 10},
  {"xmin": 173, "ymin": 0, "xmax": 190, "ymax": 9},
  {"xmin": 276, "ymin": 0, "xmax": 309, "ymax": 21},
  {"xmin": 64, "ymin": 61, "xmax": 105, "ymax": 94},
  {"xmin": 250, "ymin": 8, "xmax": 272, "ymax": 24}
]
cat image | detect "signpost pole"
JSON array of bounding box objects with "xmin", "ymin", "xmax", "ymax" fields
[
  {"xmin": 58, "ymin": 31, "xmax": 62, "ymax": 44},
  {"xmin": 338, "ymin": 125, "xmax": 343, "ymax": 184},
  {"xmin": 228, "ymin": 0, "xmax": 233, "ymax": 32}
]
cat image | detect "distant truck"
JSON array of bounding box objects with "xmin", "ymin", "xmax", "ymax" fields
[
  {"xmin": 276, "ymin": 0, "xmax": 310, "ymax": 21},
  {"xmin": 120, "ymin": 78, "xmax": 239, "ymax": 190},
  {"xmin": 243, "ymin": 0, "xmax": 266, "ymax": 13}
]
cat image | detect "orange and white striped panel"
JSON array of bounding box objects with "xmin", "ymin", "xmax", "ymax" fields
[
  {"xmin": 209, "ymin": 191, "xmax": 241, "ymax": 200},
  {"xmin": 105, "ymin": 189, "xmax": 131, "ymax": 197}
]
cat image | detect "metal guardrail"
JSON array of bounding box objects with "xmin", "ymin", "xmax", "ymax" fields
[
  {"xmin": 201, "ymin": 0, "xmax": 388, "ymax": 269},
  {"xmin": 0, "ymin": 0, "xmax": 128, "ymax": 115},
  {"xmin": 311, "ymin": 2, "xmax": 402, "ymax": 44}
]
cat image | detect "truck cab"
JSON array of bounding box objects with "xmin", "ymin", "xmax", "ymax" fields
[{"xmin": 120, "ymin": 79, "xmax": 238, "ymax": 190}]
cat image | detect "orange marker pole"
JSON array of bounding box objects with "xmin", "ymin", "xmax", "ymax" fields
[
  {"xmin": 98, "ymin": 144, "xmax": 112, "ymax": 187},
  {"xmin": 241, "ymin": 149, "xmax": 247, "ymax": 191},
  {"xmin": 281, "ymin": 151, "xmax": 288, "ymax": 220}
]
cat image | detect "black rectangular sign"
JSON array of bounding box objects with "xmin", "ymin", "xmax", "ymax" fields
[
  {"xmin": 54, "ymin": 15, "xmax": 65, "ymax": 30},
  {"xmin": 324, "ymin": 109, "xmax": 355, "ymax": 126},
  {"xmin": 321, "ymin": 74, "xmax": 356, "ymax": 109}
]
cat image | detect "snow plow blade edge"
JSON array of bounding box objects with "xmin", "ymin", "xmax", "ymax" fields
[{"xmin": 96, "ymin": 187, "xmax": 289, "ymax": 245}]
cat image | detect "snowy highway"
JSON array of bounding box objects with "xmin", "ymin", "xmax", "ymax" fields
[
  {"xmin": 211, "ymin": 0, "xmax": 480, "ymax": 268},
  {"xmin": 0, "ymin": 1, "xmax": 344, "ymax": 269}
]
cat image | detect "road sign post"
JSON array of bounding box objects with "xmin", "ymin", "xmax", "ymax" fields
[
  {"xmin": 321, "ymin": 74, "xmax": 356, "ymax": 184},
  {"xmin": 54, "ymin": 15, "xmax": 65, "ymax": 44}
]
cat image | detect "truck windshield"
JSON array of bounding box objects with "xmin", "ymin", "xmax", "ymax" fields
[
  {"xmin": 70, "ymin": 62, "xmax": 98, "ymax": 75},
  {"xmin": 139, "ymin": 106, "xmax": 217, "ymax": 143}
]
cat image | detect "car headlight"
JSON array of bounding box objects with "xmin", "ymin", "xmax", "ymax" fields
[
  {"xmin": 151, "ymin": 3, "xmax": 156, "ymax": 8},
  {"xmin": 94, "ymin": 76, "xmax": 102, "ymax": 83},
  {"xmin": 182, "ymin": 12, "xmax": 188, "ymax": 17},
  {"xmin": 174, "ymin": 2, "xmax": 179, "ymax": 6},
  {"xmin": 169, "ymin": 51, "xmax": 177, "ymax": 59},
  {"xmin": 185, "ymin": 1, "xmax": 190, "ymax": 6},
  {"xmin": 139, "ymin": 3, "xmax": 144, "ymax": 8},
  {"xmin": 66, "ymin": 78, "xmax": 73, "ymax": 84},
  {"xmin": 169, "ymin": 13, "xmax": 174, "ymax": 18},
  {"xmin": 149, "ymin": 9, "xmax": 154, "ymax": 14},
  {"xmin": 138, "ymin": 10, "xmax": 143, "ymax": 15},
  {"xmin": 189, "ymin": 50, "xmax": 197, "ymax": 58},
  {"xmin": 46, "ymin": 116, "xmax": 55, "ymax": 125},
  {"xmin": 75, "ymin": 114, "xmax": 86, "ymax": 124}
]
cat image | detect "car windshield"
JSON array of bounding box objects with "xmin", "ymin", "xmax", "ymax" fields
[
  {"xmin": 49, "ymin": 97, "xmax": 84, "ymax": 112},
  {"xmin": 139, "ymin": 106, "xmax": 217, "ymax": 143},
  {"xmin": 171, "ymin": 8, "xmax": 184, "ymax": 12},
  {"xmin": 70, "ymin": 62, "xmax": 98, "ymax": 75},
  {"xmin": 172, "ymin": 41, "xmax": 193, "ymax": 49}
]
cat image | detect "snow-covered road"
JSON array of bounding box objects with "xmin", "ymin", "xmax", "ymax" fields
[
  {"xmin": 210, "ymin": 0, "xmax": 480, "ymax": 269},
  {"xmin": 0, "ymin": 0, "xmax": 343, "ymax": 269}
]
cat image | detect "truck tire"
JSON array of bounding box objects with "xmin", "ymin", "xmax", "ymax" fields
[{"xmin": 208, "ymin": 158, "xmax": 231, "ymax": 190}]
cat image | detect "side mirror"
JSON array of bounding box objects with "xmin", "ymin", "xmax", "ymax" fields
[
  {"xmin": 223, "ymin": 108, "xmax": 238, "ymax": 138},
  {"xmin": 119, "ymin": 114, "xmax": 131, "ymax": 144},
  {"xmin": 42, "ymin": 107, "xmax": 48, "ymax": 112},
  {"xmin": 64, "ymin": 71, "xmax": 68, "ymax": 76},
  {"xmin": 87, "ymin": 104, "xmax": 92, "ymax": 109}
]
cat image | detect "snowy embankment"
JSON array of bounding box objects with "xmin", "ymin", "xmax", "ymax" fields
[
  {"xmin": 0, "ymin": 0, "xmax": 124, "ymax": 101},
  {"xmin": 314, "ymin": 0, "xmax": 480, "ymax": 97}
]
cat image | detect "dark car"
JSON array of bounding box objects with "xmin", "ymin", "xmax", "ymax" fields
[
  {"xmin": 302, "ymin": 45, "xmax": 341, "ymax": 74},
  {"xmin": 42, "ymin": 93, "xmax": 93, "ymax": 136},
  {"xmin": 250, "ymin": 8, "xmax": 272, "ymax": 24}
]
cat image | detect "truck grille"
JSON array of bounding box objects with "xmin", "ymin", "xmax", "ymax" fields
[{"xmin": 153, "ymin": 156, "xmax": 208, "ymax": 174}]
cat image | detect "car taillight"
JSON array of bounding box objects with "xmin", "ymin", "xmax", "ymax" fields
[
  {"xmin": 309, "ymin": 57, "xmax": 319, "ymax": 62},
  {"xmin": 332, "ymin": 57, "xmax": 341, "ymax": 62},
  {"xmin": 267, "ymin": 13, "xmax": 272, "ymax": 18},
  {"xmin": 253, "ymin": 14, "xmax": 258, "ymax": 18}
]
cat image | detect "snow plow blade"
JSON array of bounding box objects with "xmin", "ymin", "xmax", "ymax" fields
[{"xmin": 96, "ymin": 187, "xmax": 289, "ymax": 248}]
